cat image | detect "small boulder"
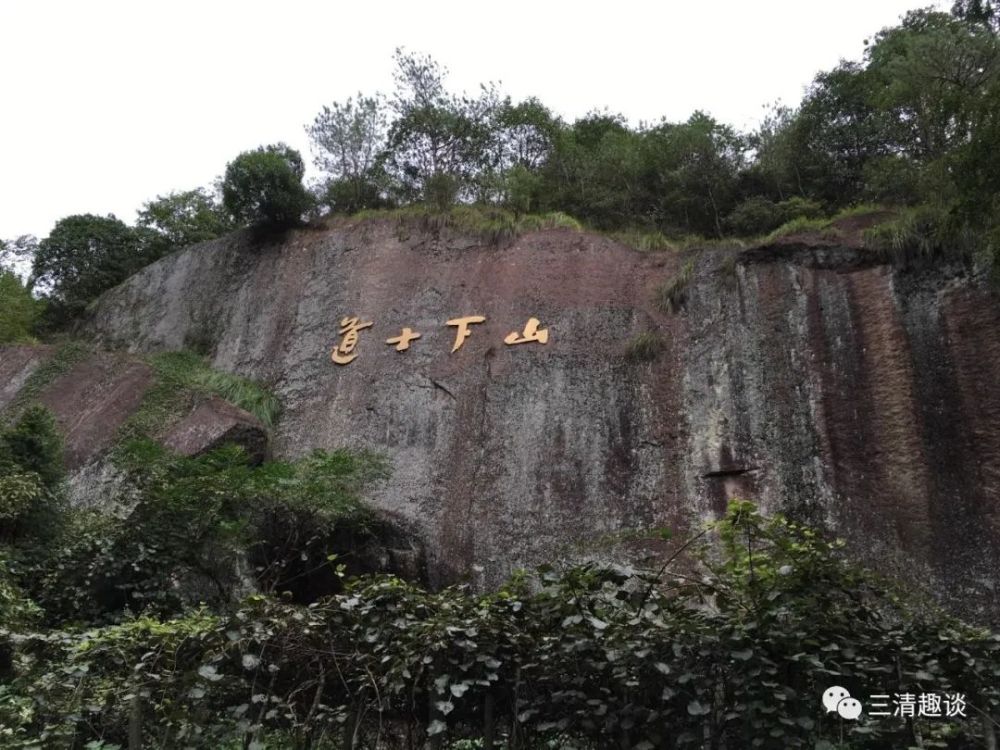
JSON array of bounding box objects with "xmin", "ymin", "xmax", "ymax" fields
[{"xmin": 162, "ymin": 396, "xmax": 268, "ymax": 463}]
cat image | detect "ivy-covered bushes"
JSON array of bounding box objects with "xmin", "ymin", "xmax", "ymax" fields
[
  {"xmin": 15, "ymin": 441, "xmax": 387, "ymax": 627},
  {"xmin": 0, "ymin": 406, "xmax": 63, "ymax": 542},
  {"xmin": 3, "ymin": 501, "xmax": 998, "ymax": 749}
]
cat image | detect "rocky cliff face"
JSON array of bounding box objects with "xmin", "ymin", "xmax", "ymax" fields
[{"xmin": 64, "ymin": 216, "xmax": 1000, "ymax": 621}]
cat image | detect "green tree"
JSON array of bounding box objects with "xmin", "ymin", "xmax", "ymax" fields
[
  {"xmin": 136, "ymin": 188, "xmax": 232, "ymax": 254},
  {"xmin": 0, "ymin": 269, "xmax": 42, "ymax": 343},
  {"xmin": 865, "ymin": 9, "xmax": 1000, "ymax": 164},
  {"xmin": 952, "ymin": 0, "xmax": 999, "ymax": 30},
  {"xmin": 539, "ymin": 112, "xmax": 644, "ymax": 229},
  {"xmin": 221, "ymin": 144, "xmax": 313, "ymax": 228},
  {"xmin": 307, "ymin": 93, "xmax": 391, "ymax": 213},
  {"xmin": 31, "ymin": 214, "xmax": 146, "ymax": 321},
  {"xmin": 491, "ymin": 98, "xmax": 561, "ymax": 211},
  {"xmin": 384, "ymin": 48, "xmax": 504, "ymax": 205},
  {"xmin": 0, "ymin": 406, "xmax": 63, "ymax": 541},
  {"xmin": 0, "ymin": 405, "xmax": 64, "ymax": 490}
]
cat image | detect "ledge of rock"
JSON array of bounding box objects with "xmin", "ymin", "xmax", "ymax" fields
[{"xmin": 162, "ymin": 396, "xmax": 268, "ymax": 463}]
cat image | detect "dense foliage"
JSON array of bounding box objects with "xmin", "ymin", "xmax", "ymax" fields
[
  {"xmin": 0, "ymin": 405, "xmax": 63, "ymax": 541},
  {"xmin": 29, "ymin": 214, "xmax": 157, "ymax": 325},
  {"xmin": 136, "ymin": 188, "xmax": 233, "ymax": 256},
  {"xmin": 0, "ymin": 269, "xmax": 42, "ymax": 343},
  {"xmin": 302, "ymin": 10, "xmax": 1000, "ymax": 254},
  {"xmin": 222, "ymin": 144, "xmax": 314, "ymax": 229},
  {"xmin": 2, "ymin": 499, "xmax": 998, "ymax": 749}
]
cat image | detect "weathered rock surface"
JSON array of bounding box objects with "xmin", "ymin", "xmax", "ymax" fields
[
  {"xmin": 0, "ymin": 349, "xmax": 154, "ymax": 470},
  {"xmin": 0, "ymin": 344, "xmax": 53, "ymax": 411},
  {"xmin": 33, "ymin": 218, "xmax": 1000, "ymax": 622}
]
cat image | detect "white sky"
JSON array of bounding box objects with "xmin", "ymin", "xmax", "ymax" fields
[{"xmin": 0, "ymin": 0, "xmax": 939, "ymax": 240}]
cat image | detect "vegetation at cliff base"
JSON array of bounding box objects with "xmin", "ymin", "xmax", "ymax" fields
[{"xmin": 2, "ymin": 496, "xmax": 998, "ymax": 748}]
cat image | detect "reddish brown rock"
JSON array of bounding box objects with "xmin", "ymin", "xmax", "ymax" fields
[
  {"xmin": 36, "ymin": 353, "xmax": 153, "ymax": 469},
  {"xmin": 71, "ymin": 219, "xmax": 1000, "ymax": 623},
  {"xmin": 162, "ymin": 396, "xmax": 268, "ymax": 463}
]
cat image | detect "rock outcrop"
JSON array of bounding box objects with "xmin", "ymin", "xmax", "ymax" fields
[
  {"xmin": 17, "ymin": 216, "xmax": 1000, "ymax": 621},
  {"xmin": 162, "ymin": 395, "xmax": 268, "ymax": 464}
]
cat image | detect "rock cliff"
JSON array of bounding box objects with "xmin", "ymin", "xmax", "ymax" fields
[{"xmin": 11, "ymin": 215, "xmax": 999, "ymax": 621}]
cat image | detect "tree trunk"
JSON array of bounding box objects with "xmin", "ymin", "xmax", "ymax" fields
[
  {"xmin": 128, "ymin": 691, "xmax": 143, "ymax": 750},
  {"xmin": 483, "ymin": 690, "xmax": 496, "ymax": 750}
]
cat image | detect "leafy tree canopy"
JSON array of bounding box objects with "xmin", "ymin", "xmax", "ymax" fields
[
  {"xmin": 221, "ymin": 144, "xmax": 313, "ymax": 228},
  {"xmin": 31, "ymin": 214, "xmax": 146, "ymax": 321},
  {"xmin": 136, "ymin": 188, "xmax": 232, "ymax": 253}
]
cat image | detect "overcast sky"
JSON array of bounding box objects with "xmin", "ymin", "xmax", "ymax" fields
[{"xmin": 0, "ymin": 0, "xmax": 940, "ymax": 240}]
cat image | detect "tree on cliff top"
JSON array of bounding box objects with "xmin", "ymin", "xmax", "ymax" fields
[
  {"xmin": 137, "ymin": 188, "xmax": 233, "ymax": 254},
  {"xmin": 221, "ymin": 144, "xmax": 313, "ymax": 228},
  {"xmin": 31, "ymin": 214, "xmax": 147, "ymax": 322},
  {"xmin": 307, "ymin": 93, "xmax": 391, "ymax": 213}
]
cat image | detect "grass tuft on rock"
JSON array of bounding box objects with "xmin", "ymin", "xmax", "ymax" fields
[
  {"xmin": 656, "ymin": 259, "xmax": 697, "ymax": 313},
  {"xmin": 119, "ymin": 352, "xmax": 280, "ymax": 445},
  {"xmin": 351, "ymin": 205, "xmax": 582, "ymax": 245},
  {"xmin": 624, "ymin": 332, "xmax": 664, "ymax": 362}
]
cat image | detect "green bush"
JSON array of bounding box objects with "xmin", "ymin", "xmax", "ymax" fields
[
  {"xmin": 1, "ymin": 405, "xmax": 63, "ymax": 489},
  {"xmin": 723, "ymin": 196, "xmax": 786, "ymax": 236},
  {"xmin": 424, "ymin": 172, "xmax": 461, "ymax": 212},
  {"xmin": 4, "ymin": 500, "xmax": 998, "ymax": 749},
  {"xmin": 724, "ymin": 196, "xmax": 826, "ymax": 237},
  {"xmin": 0, "ymin": 271, "xmax": 42, "ymax": 343},
  {"xmin": 862, "ymin": 205, "xmax": 977, "ymax": 265},
  {"xmin": 222, "ymin": 144, "xmax": 314, "ymax": 228},
  {"xmin": 22, "ymin": 441, "xmax": 386, "ymax": 626},
  {"xmin": 321, "ymin": 176, "xmax": 391, "ymax": 214},
  {"xmin": 0, "ymin": 406, "xmax": 63, "ymax": 542}
]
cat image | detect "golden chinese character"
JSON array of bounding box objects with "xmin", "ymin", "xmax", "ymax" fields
[
  {"xmin": 331, "ymin": 316, "xmax": 373, "ymax": 365},
  {"xmin": 446, "ymin": 315, "xmax": 486, "ymax": 353},
  {"xmin": 386, "ymin": 327, "xmax": 421, "ymax": 352},
  {"xmin": 504, "ymin": 317, "xmax": 549, "ymax": 346}
]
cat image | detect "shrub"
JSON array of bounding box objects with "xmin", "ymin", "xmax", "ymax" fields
[
  {"xmin": 624, "ymin": 332, "xmax": 664, "ymax": 361},
  {"xmin": 5, "ymin": 500, "xmax": 999, "ymax": 749},
  {"xmin": 0, "ymin": 406, "xmax": 63, "ymax": 540},
  {"xmin": 656, "ymin": 258, "xmax": 696, "ymax": 312},
  {"xmin": 778, "ymin": 196, "xmax": 824, "ymax": 224},
  {"xmin": 862, "ymin": 205, "xmax": 977, "ymax": 265},
  {"xmin": 322, "ymin": 176, "xmax": 391, "ymax": 214},
  {"xmin": 723, "ymin": 196, "xmax": 824, "ymax": 237},
  {"xmin": 724, "ymin": 196, "xmax": 786, "ymax": 236},
  {"xmin": 0, "ymin": 271, "xmax": 42, "ymax": 343},
  {"xmin": 222, "ymin": 144, "xmax": 314, "ymax": 228},
  {"xmin": 1, "ymin": 405, "xmax": 63, "ymax": 490},
  {"xmin": 424, "ymin": 172, "xmax": 461, "ymax": 212},
  {"xmin": 23, "ymin": 441, "xmax": 386, "ymax": 625}
]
